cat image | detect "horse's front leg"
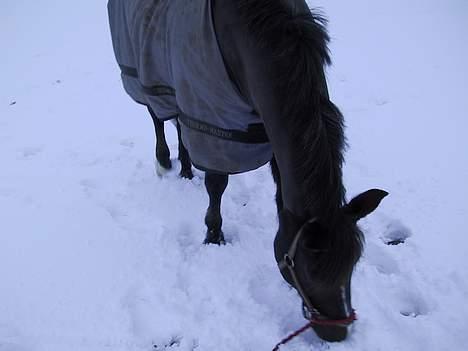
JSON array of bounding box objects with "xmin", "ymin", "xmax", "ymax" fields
[
  {"xmin": 204, "ymin": 172, "xmax": 228, "ymax": 245},
  {"xmin": 147, "ymin": 106, "xmax": 172, "ymax": 175}
]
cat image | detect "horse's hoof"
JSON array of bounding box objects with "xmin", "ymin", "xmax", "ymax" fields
[
  {"xmin": 159, "ymin": 157, "xmax": 172, "ymax": 170},
  {"xmin": 155, "ymin": 159, "xmax": 172, "ymax": 177},
  {"xmin": 203, "ymin": 230, "xmax": 225, "ymax": 245},
  {"xmin": 179, "ymin": 168, "xmax": 194, "ymax": 180}
]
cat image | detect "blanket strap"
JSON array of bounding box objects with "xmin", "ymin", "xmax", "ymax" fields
[{"xmin": 178, "ymin": 112, "xmax": 268, "ymax": 144}]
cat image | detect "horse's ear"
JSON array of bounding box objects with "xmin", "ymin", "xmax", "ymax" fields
[{"xmin": 344, "ymin": 189, "xmax": 388, "ymax": 221}]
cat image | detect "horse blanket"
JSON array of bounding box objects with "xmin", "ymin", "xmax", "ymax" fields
[{"xmin": 107, "ymin": 0, "xmax": 272, "ymax": 174}]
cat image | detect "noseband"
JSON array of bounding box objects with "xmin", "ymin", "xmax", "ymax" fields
[{"xmin": 277, "ymin": 218, "xmax": 357, "ymax": 327}]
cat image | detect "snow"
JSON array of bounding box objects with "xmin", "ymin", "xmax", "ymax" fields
[{"xmin": 1, "ymin": 0, "xmax": 467, "ymax": 350}]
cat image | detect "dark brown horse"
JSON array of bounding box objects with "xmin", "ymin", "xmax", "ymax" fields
[{"xmin": 108, "ymin": 0, "xmax": 388, "ymax": 343}]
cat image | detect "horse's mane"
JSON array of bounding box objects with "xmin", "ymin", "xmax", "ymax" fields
[{"xmin": 237, "ymin": 0, "xmax": 363, "ymax": 283}]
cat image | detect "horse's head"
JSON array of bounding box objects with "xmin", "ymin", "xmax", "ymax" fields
[{"xmin": 274, "ymin": 189, "xmax": 388, "ymax": 342}]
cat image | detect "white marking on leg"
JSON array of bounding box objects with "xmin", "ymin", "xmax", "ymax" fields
[{"xmin": 155, "ymin": 160, "xmax": 170, "ymax": 177}]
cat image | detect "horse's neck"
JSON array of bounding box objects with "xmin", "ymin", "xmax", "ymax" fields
[{"xmin": 213, "ymin": 0, "xmax": 344, "ymax": 220}]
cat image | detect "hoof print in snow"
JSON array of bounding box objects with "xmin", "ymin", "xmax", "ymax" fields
[
  {"xmin": 366, "ymin": 243, "xmax": 400, "ymax": 275},
  {"xmin": 382, "ymin": 220, "xmax": 412, "ymax": 246},
  {"xmin": 19, "ymin": 146, "xmax": 43, "ymax": 159},
  {"xmin": 120, "ymin": 139, "xmax": 135, "ymax": 148},
  {"xmin": 397, "ymin": 290, "xmax": 429, "ymax": 319},
  {"xmin": 153, "ymin": 336, "xmax": 182, "ymax": 349},
  {"xmin": 375, "ymin": 99, "xmax": 389, "ymax": 106},
  {"xmin": 400, "ymin": 306, "xmax": 427, "ymax": 319},
  {"xmin": 386, "ymin": 239, "xmax": 406, "ymax": 246},
  {"xmin": 400, "ymin": 311, "xmax": 420, "ymax": 318}
]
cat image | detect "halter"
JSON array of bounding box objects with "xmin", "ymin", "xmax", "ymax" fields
[
  {"xmin": 274, "ymin": 218, "xmax": 357, "ymax": 350},
  {"xmin": 278, "ymin": 218, "xmax": 357, "ymax": 324}
]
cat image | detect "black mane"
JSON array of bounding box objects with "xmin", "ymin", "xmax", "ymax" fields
[{"xmin": 237, "ymin": 0, "xmax": 363, "ymax": 283}]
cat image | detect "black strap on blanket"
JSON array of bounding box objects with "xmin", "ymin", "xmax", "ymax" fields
[
  {"xmin": 179, "ymin": 112, "xmax": 269, "ymax": 144},
  {"xmin": 119, "ymin": 64, "xmax": 175, "ymax": 97}
]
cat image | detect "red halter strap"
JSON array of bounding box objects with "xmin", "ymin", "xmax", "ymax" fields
[{"xmin": 272, "ymin": 311, "xmax": 357, "ymax": 351}]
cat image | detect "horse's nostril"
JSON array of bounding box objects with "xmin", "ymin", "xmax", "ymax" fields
[{"xmin": 312, "ymin": 325, "xmax": 348, "ymax": 342}]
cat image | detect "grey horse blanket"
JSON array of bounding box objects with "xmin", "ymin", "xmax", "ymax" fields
[{"xmin": 107, "ymin": 0, "xmax": 272, "ymax": 174}]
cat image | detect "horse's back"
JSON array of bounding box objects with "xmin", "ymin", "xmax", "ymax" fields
[{"xmin": 108, "ymin": 0, "xmax": 273, "ymax": 174}]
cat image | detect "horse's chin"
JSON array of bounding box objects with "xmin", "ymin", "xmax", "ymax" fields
[{"xmin": 312, "ymin": 324, "xmax": 348, "ymax": 342}]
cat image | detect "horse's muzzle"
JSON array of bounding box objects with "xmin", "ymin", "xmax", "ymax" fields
[{"xmin": 312, "ymin": 324, "xmax": 348, "ymax": 342}]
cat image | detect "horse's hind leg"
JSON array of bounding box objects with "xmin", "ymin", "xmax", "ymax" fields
[
  {"xmin": 147, "ymin": 106, "xmax": 172, "ymax": 174},
  {"xmin": 204, "ymin": 172, "xmax": 228, "ymax": 245},
  {"xmin": 176, "ymin": 120, "xmax": 193, "ymax": 179}
]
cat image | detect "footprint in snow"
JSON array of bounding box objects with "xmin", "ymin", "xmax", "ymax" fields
[
  {"xmin": 120, "ymin": 138, "xmax": 135, "ymax": 148},
  {"xmin": 79, "ymin": 179, "xmax": 97, "ymax": 197},
  {"xmin": 365, "ymin": 242, "xmax": 401, "ymax": 275},
  {"xmin": 17, "ymin": 146, "xmax": 43, "ymax": 159},
  {"xmin": 375, "ymin": 99, "xmax": 389, "ymax": 106},
  {"xmin": 229, "ymin": 178, "xmax": 251, "ymax": 208},
  {"xmin": 381, "ymin": 219, "xmax": 412, "ymax": 246},
  {"xmin": 366, "ymin": 216, "xmax": 430, "ymax": 319},
  {"xmin": 153, "ymin": 336, "xmax": 182, "ymax": 349},
  {"xmin": 396, "ymin": 287, "xmax": 430, "ymax": 319},
  {"xmin": 79, "ymin": 179, "xmax": 128, "ymax": 222},
  {"xmin": 365, "ymin": 217, "xmax": 414, "ymax": 273},
  {"xmin": 153, "ymin": 337, "xmax": 200, "ymax": 351},
  {"xmin": 104, "ymin": 204, "xmax": 128, "ymax": 221},
  {"xmin": 0, "ymin": 342, "xmax": 29, "ymax": 351},
  {"xmin": 0, "ymin": 324, "xmax": 29, "ymax": 351},
  {"xmin": 365, "ymin": 243, "xmax": 431, "ymax": 318}
]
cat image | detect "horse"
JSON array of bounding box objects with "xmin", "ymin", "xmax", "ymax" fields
[{"xmin": 107, "ymin": 0, "xmax": 388, "ymax": 343}]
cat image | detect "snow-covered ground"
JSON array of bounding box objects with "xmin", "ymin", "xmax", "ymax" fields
[{"xmin": 1, "ymin": 0, "xmax": 467, "ymax": 350}]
